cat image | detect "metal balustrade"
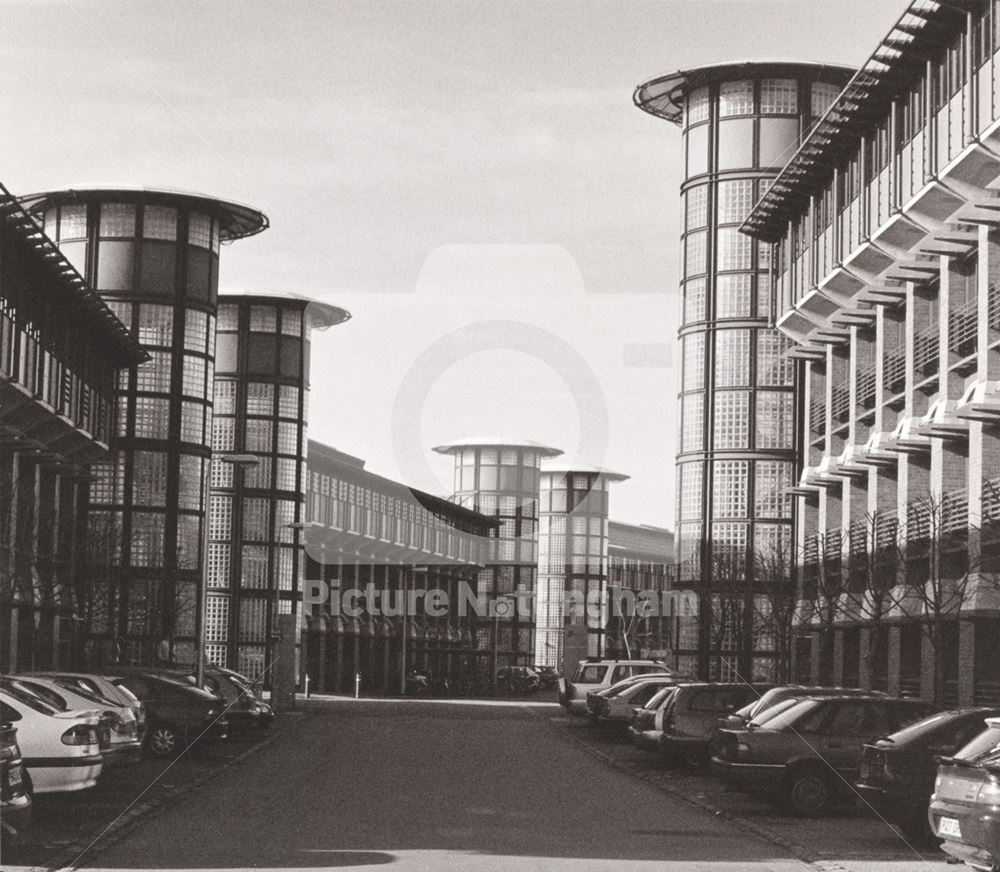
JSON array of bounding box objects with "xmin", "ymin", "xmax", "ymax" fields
[
  {"xmin": 856, "ymin": 366, "xmax": 877, "ymax": 410},
  {"xmin": 913, "ymin": 324, "xmax": 940, "ymax": 376},
  {"xmin": 989, "ymin": 284, "xmax": 1000, "ymax": 332},
  {"xmin": 809, "ymin": 398, "xmax": 826, "ymax": 433},
  {"xmin": 883, "ymin": 345, "xmax": 906, "ymax": 395},
  {"xmin": 831, "ymin": 384, "xmax": 851, "ymax": 421},
  {"xmin": 948, "ymin": 299, "xmax": 978, "ymax": 357}
]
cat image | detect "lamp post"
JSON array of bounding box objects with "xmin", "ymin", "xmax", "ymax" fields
[
  {"xmin": 492, "ymin": 594, "xmax": 514, "ymax": 696},
  {"xmin": 198, "ymin": 453, "xmax": 258, "ymax": 689},
  {"xmin": 402, "ymin": 565, "xmax": 429, "ymax": 694}
]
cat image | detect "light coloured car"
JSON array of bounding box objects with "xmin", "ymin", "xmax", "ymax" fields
[
  {"xmin": 629, "ymin": 685, "xmax": 682, "ymax": 750},
  {"xmin": 585, "ymin": 672, "xmax": 689, "ymax": 719},
  {"xmin": 593, "ymin": 677, "xmax": 688, "ymax": 726},
  {"xmin": 28, "ymin": 671, "xmax": 147, "ymax": 741},
  {"xmin": 10, "ymin": 675, "xmax": 141, "ymax": 766},
  {"xmin": 0, "ymin": 685, "xmax": 103, "ymax": 794},
  {"xmin": 558, "ymin": 658, "xmax": 671, "ymax": 717}
]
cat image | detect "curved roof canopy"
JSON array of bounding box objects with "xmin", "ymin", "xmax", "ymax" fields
[
  {"xmin": 219, "ymin": 290, "xmax": 351, "ymax": 330},
  {"xmin": 19, "ymin": 186, "xmax": 268, "ymax": 241},
  {"xmin": 540, "ymin": 463, "xmax": 629, "ymax": 483},
  {"xmin": 433, "ymin": 437, "xmax": 563, "ymax": 458}
]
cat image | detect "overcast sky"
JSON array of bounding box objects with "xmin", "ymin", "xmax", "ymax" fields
[{"xmin": 2, "ymin": 0, "xmax": 899, "ymax": 528}]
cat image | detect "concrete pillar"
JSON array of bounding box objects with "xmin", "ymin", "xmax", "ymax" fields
[
  {"xmin": 316, "ymin": 626, "xmax": 327, "ymax": 691},
  {"xmin": 859, "ymin": 627, "xmax": 872, "ymax": 690},
  {"xmin": 809, "ymin": 632, "xmax": 821, "ymax": 684},
  {"xmin": 887, "ymin": 625, "xmax": 901, "ymax": 695},
  {"xmin": 271, "ymin": 612, "xmax": 297, "ymax": 711},
  {"xmin": 832, "ymin": 629, "xmax": 844, "ymax": 685}
]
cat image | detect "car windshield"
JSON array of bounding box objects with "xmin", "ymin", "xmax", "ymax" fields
[
  {"xmin": 756, "ymin": 698, "xmax": 823, "ymax": 731},
  {"xmin": 643, "ymin": 686, "xmax": 677, "ymax": 710},
  {"xmin": 747, "ymin": 697, "xmax": 802, "ymax": 727},
  {"xmin": 746, "ymin": 688, "xmax": 794, "ymax": 719},
  {"xmin": 954, "ymin": 725, "xmax": 1000, "ymax": 763},
  {"xmin": 574, "ymin": 665, "xmax": 608, "ymax": 683},
  {"xmin": 882, "ymin": 710, "xmax": 962, "ymax": 745},
  {"xmin": 0, "ymin": 686, "xmax": 61, "ymax": 716},
  {"xmin": 51, "ymin": 679, "xmax": 114, "ymax": 707},
  {"xmin": 6, "ymin": 679, "xmax": 68, "ymax": 711}
]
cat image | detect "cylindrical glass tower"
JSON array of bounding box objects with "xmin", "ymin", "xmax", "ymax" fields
[
  {"xmin": 209, "ymin": 292, "xmax": 349, "ymax": 682},
  {"xmin": 536, "ymin": 465, "xmax": 628, "ymax": 671},
  {"xmin": 21, "ymin": 188, "xmax": 267, "ymax": 666},
  {"xmin": 434, "ymin": 438, "xmax": 562, "ymax": 678},
  {"xmin": 634, "ymin": 63, "xmax": 853, "ymax": 679}
]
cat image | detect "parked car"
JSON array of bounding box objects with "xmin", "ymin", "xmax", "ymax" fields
[
  {"xmin": 713, "ymin": 694, "xmax": 938, "ymax": 815},
  {"xmin": 0, "ymin": 684, "xmax": 104, "ymax": 794},
  {"xmin": 628, "ymin": 685, "xmax": 681, "ymax": 750},
  {"xmin": 104, "ymin": 672, "xmax": 228, "ymax": 757},
  {"xmin": 211, "ymin": 667, "xmax": 273, "ymax": 730},
  {"xmin": 593, "ymin": 677, "xmax": 688, "ymax": 727},
  {"xmin": 0, "ymin": 720, "xmax": 31, "ymax": 851},
  {"xmin": 28, "ymin": 671, "xmax": 147, "ymax": 741},
  {"xmin": 558, "ymin": 658, "xmax": 671, "ymax": 716},
  {"xmin": 160, "ymin": 667, "xmax": 273, "ymax": 735},
  {"xmin": 657, "ymin": 682, "xmax": 773, "ymax": 766},
  {"xmin": 929, "ymin": 715, "xmax": 1000, "ymax": 867},
  {"xmin": 585, "ymin": 672, "xmax": 688, "ymax": 720},
  {"xmin": 718, "ymin": 685, "xmax": 886, "ymax": 733},
  {"xmin": 10, "ymin": 675, "xmax": 142, "ymax": 766},
  {"xmin": 532, "ymin": 665, "xmax": 560, "ymax": 690},
  {"xmin": 855, "ymin": 707, "xmax": 1000, "ymax": 841}
]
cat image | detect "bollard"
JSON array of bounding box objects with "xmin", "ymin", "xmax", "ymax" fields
[
  {"xmin": 355, "ymin": 672, "xmax": 360, "ymax": 699},
  {"xmin": 304, "ymin": 673, "xmax": 311, "ymax": 698}
]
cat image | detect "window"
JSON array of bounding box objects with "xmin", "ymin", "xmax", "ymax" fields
[
  {"xmin": 204, "ymin": 596, "xmax": 229, "ymax": 643},
  {"xmin": 761, "ymin": 79, "xmax": 797, "ymax": 114},
  {"xmin": 716, "ymin": 228, "xmax": 752, "ymax": 271},
  {"xmin": 100, "ymin": 203, "xmax": 135, "ymax": 238},
  {"xmin": 59, "ymin": 205, "xmax": 88, "ymax": 241},
  {"xmin": 714, "ymin": 330, "xmax": 750, "ymax": 387},
  {"xmin": 686, "ymin": 186, "xmax": 708, "ymax": 229},
  {"xmin": 184, "ymin": 310, "xmax": 209, "ymax": 352},
  {"xmin": 207, "ymin": 543, "xmax": 230, "ymax": 589},
  {"xmin": 685, "ymin": 231, "xmax": 708, "ymax": 277},
  {"xmin": 755, "ymin": 461, "xmax": 792, "ymax": 518},
  {"xmin": 686, "ymin": 85, "xmax": 710, "ymax": 125},
  {"xmin": 217, "ymin": 304, "xmax": 239, "ymax": 331},
  {"xmin": 681, "ymin": 393, "xmax": 704, "ymax": 452},
  {"xmin": 135, "ymin": 351, "xmax": 172, "ymax": 393},
  {"xmin": 243, "ymin": 498, "xmax": 270, "ymax": 541},
  {"xmin": 180, "ymin": 401, "xmax": 205, "ymax": 444},
  {"xmin": 209, "ymin": 496, "xmax": 232, "ymax": 539},
  {"xmin": 247, "ymin": 383, "xmax": 274, "ymax": 416},
  {"xmin": 684, "ymin": 278, "xmax": 707, "ymax": 323},
  {"xmin": 759, "ymin": 118, "xmax": 801, "ymax": 168},
  {"xmin": 182, "ymin": 355, "xmax": 207, "ymax": 397},
  {"xmin": 281, "ymin": 309, "xmax": 302, "ymax": 336},
  {"xmin": 719, "ymin": 80, "xmax": 753, "ymax": 116},
  {"xmin": 250, "ymin": 306, "xmax": 277, "ymax": 332},
  {"xmin": 188, "ymin": 213, "xmax": 212, "ymax": 249},
  {"xmin": 176, "ymin": 454, "xmax": 203, "ymax": 511},
  {"xmin": 245, "ymin": 455, "xmax": 272, "ymax": 489},
  {"xmin": 717, "ymin": 179, "xmax": 755, "ymax": 225},
  {"xmin": 717, "ymin": 118, "xmax": 755, "ymax": 169},
  {"xmin": 716, "ymin": 274, "xmax": 752, "ymax": 319},
  {"xmin": 176, "ymin": 515, "xmax": 201, "ymax": 569},
  {"xmin": 276, "ymin": 422, "xmax": 298, "ymax": 455},
  {"xmin": 679, "ymin": 462, "xmax": 703, "ymax": 520},
  {"xmin": 757, "ymin": 330, "xmax": 794, "ymax": 385},
  {"xmin": 130, "ymin": 513, "xmax": 165, "ymax": 567},
  {"xmin": 96, "ymin": 241, "xmax": 135, "ymax": 291},
  {"xmin": 143, "ymin": 206, "xmax": 177, "ymax": 241},
  {"xmin": 137, "ymin": 305, "xmax": 173, "ymax": 347},
  {"xmin": 683, "ymin": 332, "xmax": 706, "ymax": 390},
  {"xmin": 713, "ymin": 391, "xmax": 749, "ymax": 449},
  {"xmin": 241, "ymin": 546, "xmax": 269, "ymax": 588},
  {"xmin": 756, "ymin": 392, "xmax": 794, "ymax": 448},
  {"xmin": 811, "ymin": 81, "xmax": 841, "ymax": 119},
  {"xmin": 278, "ymin": 385, "xmax": 300, "ymax": 418},
  {"xmin": 212, "ymin": 416, "xmax": 235, "ymax": 451},
  {"xmin": 712, "ymin": 460, "xmax": 749, "ymax": 517},
  {"xmin": 133, "ymin": 396, "xmax": 169, "ymax": 439},
  {"xmin": 214, "ymin": 380, "xmax": 236, "ymax": 415},
  {"xmin": 245, "ymin": 419, "xmax": 273, "ymax": 452},
  {"xmin": 275, "ymin": 458, "xmax": 298, "ymax": 490},
  {"xmin": 132, "ymin": 451, "xmax": 168, "ymax": 507}
]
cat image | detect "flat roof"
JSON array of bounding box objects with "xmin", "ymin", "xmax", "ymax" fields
[
  {"xmin": 540, "ymin": 463, "xmax": 629, "ymax": 482},
  {"xmin": 219, "ymin": 290, "xmax": 351, "ymax": 329},
  {"xmin": 743, "ymin": 1, "xmax": 973, "ymax": 241},
  {"xmin": 19, "ymin": 186, "xmax": 268, "ymax": 241},
  {"xmin": 634, "ymin": 60, "xmax": 855, "ymax": 124},
  {"xmin": 433, "ymin": 437, "xmax": 563, "ymax": 457}
]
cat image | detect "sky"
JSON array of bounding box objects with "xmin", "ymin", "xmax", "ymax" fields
[{"xmin": 1, "ymin": 0, "xmax": 901, "ymax": 528}]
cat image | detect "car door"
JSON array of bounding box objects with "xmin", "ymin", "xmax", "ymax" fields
[{"xmin": 814, "ymin": 701, "xmax": 882, "ymax": 776}]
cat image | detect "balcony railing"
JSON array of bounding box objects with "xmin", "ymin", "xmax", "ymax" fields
[
  {"xmin": 883, "ymin": 345, "xmax": 906, "ymax": 395},
  {"xmin": 949, "ymin": 299, "xmax": 978, "ymax": 357},
  {"xmin": 831, "ymin": 384, "xmax": 851, "ymax": 421},
  {"xmin": 989, "ymin": 283, "xmax": 1000, "ymax": 332},
  {"xmin": 809, "ymin": 397, "xmax": 826, "ymax": 433},
  {"xmin": 856, "ymin": 365, "xmax": 877, "ymax": 410},
  {"xmin": 913, "ymin": 323, "xmax": 939, "ymax": 376}
]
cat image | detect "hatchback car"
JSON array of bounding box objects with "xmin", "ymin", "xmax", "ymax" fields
[
  {"xmin": 28, "ymin": 671, "xmax": 147, "ymax": 741},
  {"xmin": 0, "ymin": 720, "xmax": 31, "ymax": 851},
  {"xmin": 105, "ymin": 672, "xmax": 228, "ymax": 757},
  {"xmin": 713, "ymin": 695, "xmax": 937, "ymax": 815},
  {"xmin": 718, "ymin": 685, "xmax": 885, "ymax": 733},
  {"xmin": 558, "ymin": 658, "xmax": 670, "ymax": 717},
  {"xmin": 657, "ymin": 682, "xmax": 772, "ymax": 766},
  {"xmin": 929, "ymin": 715, "xmax": 1000, "ymax": 868},
  {"xmin": 855, "ymin": 707, "xmax": 999, "ymax": 841},
  {"xmin": 585, "ymin": 672, "xmax": 687, "ymax": 720},
  {"xmin": 593, "ymin": 677, "xmax": 687, "ymax": 727},
  {"xmin": 0, "ymin": 686, "xmax": 104, "ymax": 794},
  {"xmin": 628, "ymin": 685, "xmax": 682, "ymax": 750}
]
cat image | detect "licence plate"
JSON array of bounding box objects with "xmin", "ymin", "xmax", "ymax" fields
[
  {"xmin": 938, "ymin": 816, "xmax": 962, "ymax": 839},
  {"xmin": 8, "ymin": 764, "xmax": 22, "ymax": 787}
]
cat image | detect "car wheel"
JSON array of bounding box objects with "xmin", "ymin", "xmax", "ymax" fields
[
  {"xmin": 146, "ymin": 724, "xmax": 182, "ymax": 757},
  {"xmin": 783, "ymin": 768, "xmax": 831, "ymax": 816}
]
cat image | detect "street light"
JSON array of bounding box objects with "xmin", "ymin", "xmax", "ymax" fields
[{"xmin": 198, "ymin": 453, "xmax": 259, "ymax": 688}]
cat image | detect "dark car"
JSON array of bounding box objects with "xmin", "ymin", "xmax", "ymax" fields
[
  {"xmin": 657, "ymin": 683, "xmax": 773, "ymax": 766},
  {"xmin": 0, "ymin": 719, "xmax": 31, "ymax": 852},
  {"xmin": 496, "ymin": 666, "xmax": 540, "ymax": 694},
  {"xmin": 531, "ymin": 665, "xmax": 560, "ymax": 690},
  {"xmin": 929, "ymin": 715, "xmax": 1000, "ymax": 868},
  {"xmin": 105, "ymin": 672, "xmax": 228, "ymax": 757},
  {"xmin": 855, "ymin": 708, "xmax": 1000, "ymax": 841},
  {"xmin": 718, "ymin": 685, "xmax": 885, "ymax": 733},
  {"xmin": 713, "ymin": 695, "xmax": 938, "ymax": 815},
  {"xmin": 185, "ymin": 668, "xmax": 273, "ymax": 735}
]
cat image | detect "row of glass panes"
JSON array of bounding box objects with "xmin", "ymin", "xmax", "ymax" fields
[
  {"xmin": 682, "ymin": 274, "xmax": 774, "ymax": 323},
  {"xmin": 104, "ymin": 302, "xmax": 215, "ymax": 355},
  {"xmin": 208, "ymin": 494, "xmax": 297, "ymax": 542},
  {"xmin": 216, "ymin": 304, "xmax": 303, "ymax": 336},
  {"xmin": 541, "ymin": 474, "xmax": 611, "ymax": 492},
  {"xmin": 539, "ymin": 514, "xmax": 605, "ymax": 537},
  {"xmin": 213, "ymin": 381, "xmax": 300, "ymax": 417},
  {"xmin": 206, "ymin": 543, "xmax": 297, "ymax": 590},
  {"xmin": 125, "ymin": 350, "xmax": 211, "ymax": 397},
  {"xmin": 458, "ymin": 448, "xmax": 543, "ymax": 467},
  {"xmin": 453, "ymin": 464, "xmax": 540, "ymax": 493},
  {"xmin": 90, "ymin": 451, "xmax": 205, "ymax": 510},
  {"xmin": 685, "ymin": 79, "xmax": 840, "ymax": 129},
  {"xmin": 676, "ymin": 521, "xmax": 790, "ymax": 569},
  {"xmin": 681, "ymin": 329, "xmax": 794, "ymax": 391},
  {"xmin": 538, "ymin": 487, "xmax": 608, "ymax": 516},
  {"xmin": 685, "ymin": 179, "xmax": 760, "ymax": 229},
  {"xmin": 86, "ymin": 508, "xmax": 203, "ymax": 569},
  {"xmin": 122, "ymin": 396, "xmax": 211, "ymax": 444},
  {"xmin": 211, "ymin": 416, "xmax": 300, "ymax": 455},
  {"xmin": 210, "ymin": 454, "xmax": 300, "ymax": 491},
  {"xmin": 677, "ymin": 460, "xmax": 793, "ymax": 521},
  {"xmin": 45, "ymin": 203, "xmax": 221, "ymax": 252},
  {"xmin": 685, "ymin": 228, "xmax": 770, "ymax": 277},
  {"xmin": 679, "ymin": 390, "xmax": 794, "ymax": 452},
  {"xmin": 203, "ymin": 595, "xmax": 270, "ymax": 644}
]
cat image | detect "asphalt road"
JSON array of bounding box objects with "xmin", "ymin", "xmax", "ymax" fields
[{"xmin": 71, "ymin": 698, "xmax": 952, "ymax": 872}]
